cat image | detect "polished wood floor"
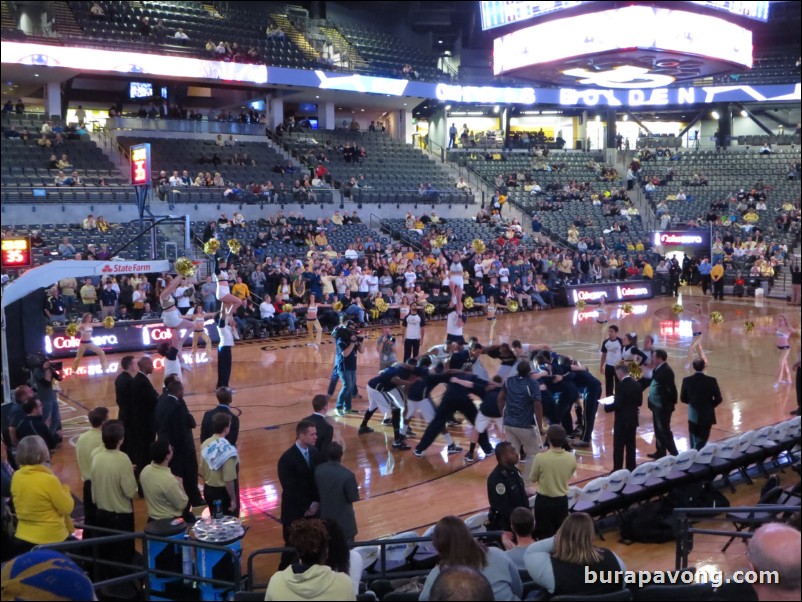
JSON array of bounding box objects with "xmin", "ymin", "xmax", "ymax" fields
[{"xmin": 49, "ymin": 287, "xmax": 800, "ymax": 584}]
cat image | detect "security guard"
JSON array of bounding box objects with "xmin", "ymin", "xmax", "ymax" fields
[{"xmin": 486, "ymin": 441, "xmax": 530, "ymax": 531}]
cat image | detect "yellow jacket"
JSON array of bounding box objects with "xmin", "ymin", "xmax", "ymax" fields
[{"xmin": 11, "ymin": 464, "xmax": 74, "ymax": 545}]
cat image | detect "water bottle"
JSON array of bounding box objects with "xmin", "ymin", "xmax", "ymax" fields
[
  {"xmin": 182, "ymin": 535, "xmax": 194, "ymax": 585},
  {"xmin": 213, "ymin": 499, "xmax": 222, "ymax": 519}
]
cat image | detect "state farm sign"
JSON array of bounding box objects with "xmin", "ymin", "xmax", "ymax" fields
[{"xmin": 98, "ymin": 262, "xmax": 156, "ymax": 275}]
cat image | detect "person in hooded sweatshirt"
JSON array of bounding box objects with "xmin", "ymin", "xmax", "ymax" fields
[{"xmin": 265, "ymin": 518, "xmax": 355, "ymax": 601}]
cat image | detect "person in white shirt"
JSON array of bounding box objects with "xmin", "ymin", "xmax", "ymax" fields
[
  {"xmin": 168, "ymin": 171, "xmax": 182, "ymax": 187},
  {"xmin": 174, "ymin": 28, "xmax": 189, "ymax": 40},
  {"xmin": 365, "ymin": 270, "xmax": 379, "ymax": 296},
  {"xmin": 402, "ymin": 304, "xmax": 426, "ymax": 361},
  {"xmin": 344, "ymin": 245, "xmax": 358, "ymax": 260},
  {"xmin": 216, "ymin": 313, "xmax": 235, "ymax": 390},
  {"xmin": 175, "ymin": 283, "xmax": 193, "ymax": 314},
  {"xmin": 404, "ymin": 267, "xmax": 417, "ymax": 290},
  {"xmin": 446, "ymin": 302, "xmax": 466, "ymax": 345}
]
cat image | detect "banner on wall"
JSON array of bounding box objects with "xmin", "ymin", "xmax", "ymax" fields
[{"xmin": 2, "ymin": 41, "xmax": 799, "ymax": 108}]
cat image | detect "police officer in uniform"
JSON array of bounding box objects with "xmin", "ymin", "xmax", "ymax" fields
[{"xmin": 487, "ymin": 441, "xmax": 530, "ymax": 532}]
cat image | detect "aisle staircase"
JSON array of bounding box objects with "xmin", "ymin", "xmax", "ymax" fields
[
  {"xmin": 51, "ymin": 1, "xmax": 83, "ymax": 37},
  {"xmin": 1, "ymin": 1, "xmax": 16, "ymax": 29},
  {"xmin": 270, "ymin": 12, "xmax": 318, "ymax": 61},
  {"xmin": 319, "ymin": 23, "xmax": 369, "ymax": 70}
]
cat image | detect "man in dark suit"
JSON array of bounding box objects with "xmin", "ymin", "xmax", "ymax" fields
[
  {"xmin": 154, "ymin": 377, "xmax": 204, "ymax": 509},
  {"xmin": 314, "ymin": 442, "xmax": 359, "ymax": 543},
  {"xmin": 131, "ymin": 356, "xmax": 159, "ymax": 480},
  {"xmin": 200, "ymin": 387, "xmax": 240, "ymax": 446},
  {"xmin": 647, "ymin": 349, "xmax": 679, "ymax": 458},
  {"xmin": 605, "ymin": 363, "xmax": 643, "ymax": 470},
  {"xmin": 277, "ymin": 420, "xmax": 321, "ymax": 569},
  {"xmin": 115, "ymin": 355, "xmax": 137, "ymax": 461},
  {"xmin": 304, "ymin": 394, "xmax": 334, "ymax": 456},
  {"xmin": 680, "ymin": 358, "xmax": 723, "ymax": 450}
]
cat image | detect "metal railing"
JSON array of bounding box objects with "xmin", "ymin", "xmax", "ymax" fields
[
  {"xmin": 673, "ymin": 504, "xmax": 798, "ymax": 570},
  {"xmin": 245, "ymin": 531, "xmax": 504, "ymax": 591},
  {"xmin": 39, "ymin": 523, "xmax": 244, "ymax": 599},
  {"xmin": 106, "ymin": 117, "xmax": 266, "ymax": 137}
]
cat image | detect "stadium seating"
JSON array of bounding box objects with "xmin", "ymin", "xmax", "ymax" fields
[{"xmin": 282, "ymin": 130, "xmax": 472, "ymax": 204}]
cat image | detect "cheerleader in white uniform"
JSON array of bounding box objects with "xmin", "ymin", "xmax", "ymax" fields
[
  {"xmin": 304, "ymin": 293, "xmax": 331, "ymax": 349},
  {"xmin": 160, "ymin": 274, "xmax": 197, "ymax": 351},
  {"xmin": 213, "ymin": 258, "xmax": 242, "ymax": 317},
  {"xmin": 685, "ymin": 305, "xmax": 708, "ymax": 368},
  {"xmin": 72, "ymin": 313, "xmax": 108, "ymax": 372},
  {"xmin": 486, "ymin": 296, "xmax": 498, "ymax": 343},
  {"xmin": 448, "ymin": 251, "xmax": 464, "ymax": 305},
  {"xmin": 190, "ymin": 305, "xmax": 215, "ymax": 356}
]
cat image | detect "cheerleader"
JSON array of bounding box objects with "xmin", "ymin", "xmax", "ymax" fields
[
  {"xmin": 485, "ymin": 296, "xmax": 498, "ymax": 343},
  {"xmin": 159, "ymin": 274, "xmax": 197, "ymax": 351},
  {"xmin": 213, "ymin": 258, "xmax": 243, "ymax": 316},
  {"xmin": 621, "ymin": 332, "xmax": 648, "ymax": 386},
  {"xmin": 448, "ymin": 251, "xmax": 464, "ymax": 305},
  {"xmin": 190, "ymin": 305, "xmax": 215, "ymax": 356},
  {"xmin": 304, "ymin": 293, "xmax": 330, "ymax": 349},
  {"xmin": 71, "ymin": 313, "xmax": 108, "ymax": 372},
  {"xmin": 773, "ymin": 314, "xmax": 794, "ymax": 388},
  {"xmin": 685, "ymin": 305, "xmax": 708, "ymax": 368},
  {"xmin": 398, "ymin": 296, "xmax": 411, "ymax": 322}
]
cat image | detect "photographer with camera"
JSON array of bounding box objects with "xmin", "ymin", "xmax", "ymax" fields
[
  {"xmin": 32, "ymin": 357, "xmax": 63, "ymax": 441},
  {"xmin": 376, "ymin": 326, "xmax": 398, "ymax": 370},
  {"xmin": 333, "ymin": 320, "xmax": 364, "ymax": 416}
]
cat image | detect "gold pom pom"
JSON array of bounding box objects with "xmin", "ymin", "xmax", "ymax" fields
[
  {"xmin": 204, "ymin": 238, "xmax": 221, "ymax": 255},
  {"xmin": 227, "ymin": 238, "xmax": 242, "ymax": 255},
  {"xmin": 424, "ymin": 303, "xmax": 436, "ymax": 315},
  {"xmin": 672, "ymin": 303, "xmax": 684, "ymax": 315},
  {"xmin": 375, "ymin": 298, "xmax": 389, "ymax": 313},
  {"xmin": 463, "ymin": 297, "xmax": 475, "ymax": 310},
  {"xmin": 745, "ymin": 321, "xmax": 755, "ymax": 334},
  {"xmin": 103, "ymin": 316, "xmax": 115, "ymax": 329},
  {"xmin": 472, "ymin": 239, "xmax": 486, "ymax": 254},
  {"xmin": 507, "ymin": 299, "xmax": 519, "ymax": 313},
  {"xmin": 432, "ymin": 235, "xmax": 448, "ymax": 249},
  {"xmin": 622, "ymin": 303, "xmax": 634, "ymax": 315},
  {"xmin": 45, "ymin": 325, "xmax": 54, "ymax": 337},
  {"xmin": 710, "ymin": 311, "xmax": 724, "ymax": 325},
  {"xmin": 174, "ymin": 257, "xmax": 196, "ymax": 277},
  {"xmin": 575, "ymin": 300, "xmax": 586, "ymax": 311},
  {"xmin": 333, "ymin": 301, "xmax": 343, "ymax": 312},
  {"xmin": 629, "ymin": 361, "xmax": 643, "ymax": 380},
  {"xmin": 282, "ymin": 303, "xmax": 294, "ymax": 313},
  {"xmin": 65, "ymin": 322, "xmax": 79, "ymax": 337}
]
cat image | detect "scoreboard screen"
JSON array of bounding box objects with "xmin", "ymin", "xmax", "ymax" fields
[
  {"xmin": 130, "ymin": 143, "xmax": 151, "ymax": 186},
  {"xmin": 1, "ymin": 237, "xmax": 32, "ymax": 268},
  {"xmin": 480, "ymin": 0, "xmax": 770, "ymax": 30}
]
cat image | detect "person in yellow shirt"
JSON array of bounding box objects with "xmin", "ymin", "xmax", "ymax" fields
[
  {"xmin": 634, "ymin": 240, "xmax": 645, "ymax": 251},
  {"xmin": 75, "ymin": 406, "xmax": 109, "ymax": 535},
  {"xmin": 11, "ymin": 435, "xmax": 74, "ymax": 554},
  {"xmin": 231, "ymin": 276, "xmax": 250, "ymax": 301},
  {"xmin": 710, "ymin": 260, "xmax": 725, "ymax": 300},
  {"xmin": 91, "ymin": 420, "xmax": 138, "ymax": 572},
  {"xmin": 140, "ymin": 440, "xmax": 189, "ymax": 522},
  {"xmin": 743, "ymin": 210, "xmax": 759, "ymax": 223},
  {"xmin": 642, "ymin": 262, "xmax": 654, "ymax": 279}
]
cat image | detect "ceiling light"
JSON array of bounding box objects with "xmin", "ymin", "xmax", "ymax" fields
[
  {"xmin": 711, "ymin": 110, "xmax": 720, "ymax": 120},
  {"xmin": 360, "ymin": 109, "xmax": 364, "ymax": 112},
  {"xmin": 438, "ymin": 40, "xmax": 443, "ymax": 44},
  {"xmin": 315, "ymin": 95, "xmax": 319, "ymax": 99},
  {"xmin": 34, "ymin": 74, "xmax": 39, "ymax": 77},
  {"xmin": 403, "ymin": 103, "xmax": 407, "ymax": 106},
  {"xmin": 740, "ymin": 110, "xmax": 748, "ymax": 117}
]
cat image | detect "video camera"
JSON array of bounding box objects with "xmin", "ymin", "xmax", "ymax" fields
[{"xmin": 334, "ymin": 320, "xmax": 364, "ymax": 344}]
